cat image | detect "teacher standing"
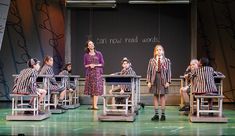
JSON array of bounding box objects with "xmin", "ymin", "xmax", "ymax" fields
[{"xmin": 84, "ymin": 40, "xmax": 104, "ymax": 110}]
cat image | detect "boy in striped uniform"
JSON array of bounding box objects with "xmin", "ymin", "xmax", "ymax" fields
[
  {"xmin": 12, "ymin": 58, "xmax": 47, "ymax": 111},
  {"xmin": 109, "ymin": 57, "xmax": 136, "ymax": 109},
  {"xmin": 147, "ymin": 44, "xmax": 171, "ymax": 121}
]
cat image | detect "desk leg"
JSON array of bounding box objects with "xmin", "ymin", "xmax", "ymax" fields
[
  {"xmin": 103, "ymin": 97, "xmax": 106, "ymax": 115},
  {"xmin": 131, "ymin": 79, "xmax": 134, "ymax": 113},
  {"xmin": 219, "ymin": 98, "xmax": 223, "ymax": 117},
  {"xmin": 12, "ymin": 97, "xmax": 15, "ymax": 115},
  {"xmin": 180, "ymin": 79, "xmax": 184, "ymax": 107},
  {"xmin": 125, "ymin": 98, "xmax": 128, "ymax": 115},
  {"xmin": 197, "ymin": 98, "xmax": 200, "ymax": 117}
]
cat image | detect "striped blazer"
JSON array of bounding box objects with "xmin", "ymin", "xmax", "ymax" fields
[
  {"xmin": 120, "ymin": 67, "xmax": 136, "ymax": 76},
  {"xmin": 191, "ymin": 66, "xmax": 217, "ymax": 94},
  {"xmin": 39, "ymin": 64, "xmax": 57, "ymax": 85},
  {"xmin": 120, "ymin": 67, "xmax": 136, "ymax": 91},
  {"xmin": 12, "ymin": 68, "xmax": 38, "ymax": 94},
  {"xmin": 39, "ymin": 64, "xmax": 65, "ymax": 91},
  {"xmin": 146, "ymin": 57, "xmax": 171, "ymax": 86},
  {"xmin": 59, "ymin": 70, "xmax": 76, "ymax": 90}
]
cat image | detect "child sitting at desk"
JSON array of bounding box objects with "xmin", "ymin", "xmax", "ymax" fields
[
  {"xmin": 190, "ymin": 57, "xmax": 218, "ymax": 114},
  {"xmin": 12, "ymin": 58, "xmax": 47, "ymax": 112},
  {"xmin": 179, "ymin": 59, "xmax": 199, "ymax": 111},
  {"xmin": 59, "ymin": 62, "xmax": 76, "ymax": 92},
  {"xmin": 109, "ymin": 57, "xmax": 136, "ymax": 109},
  {"xmin": 59, "ymin": 62, "xmax": 76, "ymax": 104},
  {"xmin": 39, "ymin": 55, "xmax": 67, "ymax": 110}
]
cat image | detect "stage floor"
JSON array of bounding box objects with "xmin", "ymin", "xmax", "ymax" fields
[{"xmin": 0, "ymin": 103, "xmax": 235, "ymax": 136}]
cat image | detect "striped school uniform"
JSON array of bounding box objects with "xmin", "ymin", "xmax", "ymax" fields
[
  {"xmin": 59, "ymin": 70, "xmax": 76, "ymax": 90},
  {"xmin": 191, "ymin": 66, "xmax": 217, "ymax": 94},
  {"xmin": 146, "ymin": 57, "xmax": 171, "ymax": 94},
  {"xmin": 12, "ymin": 68, "xmax": 38, "ymax": 94},
  {"xmin": 39, "ymin": 64, "xmax": 65, "ymax": 92},
  {"xmin": 120, "ymin": 67, "xmax": 136, "ymax": 92},
  {"xmin": 114, "ymin": 67, "xmax": 136, "ymax": 104}
]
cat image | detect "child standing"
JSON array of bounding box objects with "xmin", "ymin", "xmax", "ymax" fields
[{"xmin": 146, "ymin": 44, "xmax": 171, "ymax": 121}]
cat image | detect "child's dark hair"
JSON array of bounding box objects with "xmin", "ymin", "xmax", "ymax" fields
[
  {"xmin": 27, "ymin": 58, "xmax": 40, "ymax": 68},
  {"xmin": 121, "ymin": 57, "xmax": 130, "ymax": 64},
  {"xmin": 62, "ymin": 62, "xmax": 72, "ymax": 73},
  {"xmin": 199, "ymin": 57, "xmax": 209, "ymax": 66},
  {"xmin": 41, "ymin": 55, "xmax": 52, "ymax": 67}
]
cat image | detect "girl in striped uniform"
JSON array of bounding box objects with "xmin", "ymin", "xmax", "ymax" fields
[
  {"xmin": 39, "ymin": 56, "xmax": 67, "ymax": 109},
  {"xmin": 191, "ymin": 57, "xmax": 218, "ymax": 116},
  {"xmin": 59, "ymin": 63, "xmax": 76, "ymax": 104},
  {"xmin": 190, "ymin": 57, "xmax": 218, "ymax": 112},
  {"xmin": 12, "ymin": 58, "xmax": 47, "ymax": 109},
  {"xmin": 147, "ymin": 44, "xmax": 171, "ymax": 121},
  {"xmin": 191, "ymin": 57, "xmax": 217, "ymax": 94},
  {"xmin": 59, "ymin": 62, "xmax": 76, "ymax": 91}
]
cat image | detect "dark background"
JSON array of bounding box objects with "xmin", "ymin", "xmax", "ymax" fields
[{"xmin": 71, "ymin": 4, "xmax": 190, "ymax": 78}]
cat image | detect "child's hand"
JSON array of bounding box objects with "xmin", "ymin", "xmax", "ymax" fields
[
  {"xmin": 109, "ymin": 89, "xmax": 113, "ymax": 94},
  {"xmin": 36, "ymin": 92, "xmax": 41, "ymax": 96},
  {"xmin": 165, "ymin": 82, "xmax": 170, "ymax": 88},
  {"xmin": 147, "ymin": 82, "xmax": 151, "ymax": 88},
  {"xmin": 184, "ymin": 74, "xmax": 189, "ymax": 78},
  {"xmin": 120, "ymin": 89, "xmax": 124, "ymax": 94},
  {"xmin": 69, "ymin": 88, "xmax": 73, "ymax": 92}
]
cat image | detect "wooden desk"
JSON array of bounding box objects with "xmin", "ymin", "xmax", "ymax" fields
[
  {"xmin": 55, "ymin": 75, "xmax": 80, "ymax": 109},
  {"xmin": 6, "ymin": 74, "xmax": 51, "ymax": 121},
  {"xmin": 189, "ymin": 74, "xmax": 228, "ymax": 123},
  {"xmin": 98, "ymin": 75, "xmax": 141, "ymax": 122}
]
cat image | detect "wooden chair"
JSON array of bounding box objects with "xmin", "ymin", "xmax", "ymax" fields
[{"xmin": 10, "ymin": 94, "xmax": 39, "ymax": 116}]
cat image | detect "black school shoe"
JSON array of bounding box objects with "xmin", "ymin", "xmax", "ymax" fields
[
  {"xmin": 151, "ymin": 114, "xmax": 159, "ymax": 121},
  {"xmin": 24, "ymin": 111, "xmax": 33, "ymax": 114},
  {"xmin": 57, "ymin": 105, "xmax": 67, "ymax": 110},
  {"xmin": 179, "ymin": 105, "xmax": 190, "ymax": 111},
  {"xmin": 138, "ymin": 103, "xmax": 145, "ymax": 109},
  {"xmin": 160, "ymin": 115, "xmax": 166, "ymax": 121},
  {"xmin": 208, "ymin": 113, "xmax": 214, "ymax": 116}
]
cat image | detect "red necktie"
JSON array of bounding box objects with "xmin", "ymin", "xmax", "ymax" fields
[{"xmin": 158, "ymin": 57, "xmax": 161, "ymax": 72}]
